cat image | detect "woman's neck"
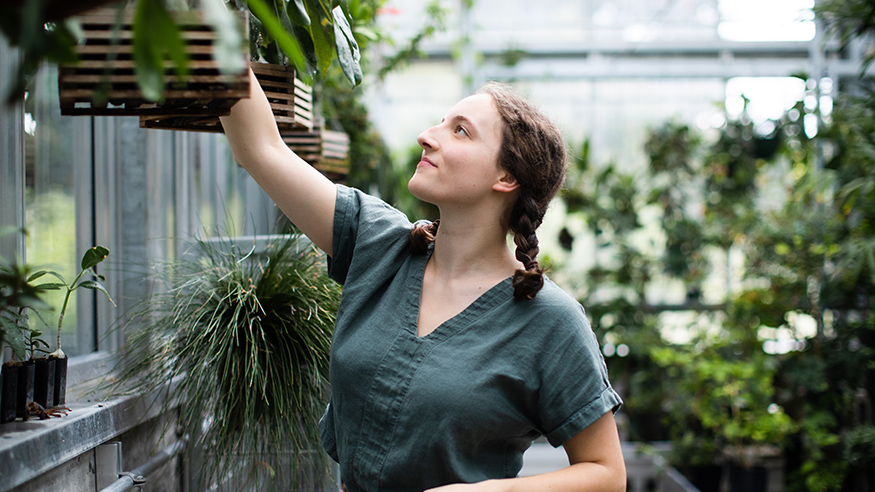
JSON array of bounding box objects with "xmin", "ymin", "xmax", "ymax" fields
[{"xmin": 428, "ymin": 215, "xmax": 520, "ymax": 281}]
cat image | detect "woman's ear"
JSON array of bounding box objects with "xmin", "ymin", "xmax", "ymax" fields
[{"xmin": 493, "ymin": 171, "xmax": 520, "ymax": 193}]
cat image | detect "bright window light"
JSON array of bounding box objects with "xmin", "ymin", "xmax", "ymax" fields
[
  {"xmin": 725, "ymin": 77, "xmax": 807, "ymax": 124},
  {"xmin": 718, "ymin": 0, "xmax": 815, "ymax": 41}
]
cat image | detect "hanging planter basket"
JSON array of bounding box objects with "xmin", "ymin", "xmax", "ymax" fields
[
  {"xmin": 282, "ymin": 122, "xmax": 350, "ymax": 181},
  {"xmin": 58, "ymin": 7, "xmax": 249, "ymax": 117},
  {"xmin": 139, "ymin": 62, "xmax": 313, "ymax": 133}
]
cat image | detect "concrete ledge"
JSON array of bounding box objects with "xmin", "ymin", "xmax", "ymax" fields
[{"xmin": 0, "ymin": 352, "xmax": 176, "ymax": 492}]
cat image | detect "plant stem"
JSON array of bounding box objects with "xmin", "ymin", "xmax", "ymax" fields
[{"xmin": 54, "ymin": 269, "xmax": 86, "ymax": 358}]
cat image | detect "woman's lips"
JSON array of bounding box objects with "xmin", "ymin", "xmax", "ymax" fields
[{"xmin": 418, "ymin": 156, "xmax": 437, "ymax": 168}]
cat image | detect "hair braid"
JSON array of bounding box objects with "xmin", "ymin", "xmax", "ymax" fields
[
  {"xmin": 511, "ymin": 197, "xmax": 545, "ymax": 299},
  {"xmin": 409, "ymin": 219, "xmax": 440, "ymax": 254}
]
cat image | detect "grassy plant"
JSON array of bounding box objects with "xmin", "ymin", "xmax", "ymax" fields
[{"xmin": 110, "ymin": 234, "xmax": 340, "ymax": 489}]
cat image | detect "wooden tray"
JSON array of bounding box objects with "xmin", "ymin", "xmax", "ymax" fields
[
  {"xmin": 58, "ymin": 7, "xmax": 249, "ymax": 117},
  {"xmin": 139, "ymin": 62, "xmax": 313, "ymax": 133},
  {"xmin": 282, "ymin": 127, "xmax": 350, "ymax": 181}
]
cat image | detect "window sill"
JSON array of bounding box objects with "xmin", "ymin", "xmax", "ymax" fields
[{"xmin": 0, "ymin": 352, "xmax": 176, "ymax": 492}]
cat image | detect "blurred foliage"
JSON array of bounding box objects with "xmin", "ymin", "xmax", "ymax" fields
[
  {"xmin": 561, "ymin": 32, "xmax": 874, "ymax": 488},
  {"xmin": 815, "ymin": 0, "xmax": 875, "ymax": 74},
  {"xmin": 652, "ymin": 335, "xmax": 796, "ymax": 469}
]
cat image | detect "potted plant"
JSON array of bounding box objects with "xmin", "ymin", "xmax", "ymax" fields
[
  {"xmin": 37, "ymin": 246, "xmax": 112, "ymax": 405},
  {"xmin": 1, "ymin": 228, "xmax": 52, "ymax": 423},
  {"xmin": 0, "ymin": 241, "xmax": 111, "ymax": 422},
  {"xmin": 107, "ymin": 233, "xmax": 340, "ymax": 490},
  {"xmin": 653, "ymin": 337, "xmax": 795, "ymax": 492}
]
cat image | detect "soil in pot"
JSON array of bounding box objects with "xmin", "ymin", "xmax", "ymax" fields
[
  {"xmin": 16, "ymin": 360, "xmax": 35, "ymax": 419},
  {"xmin": 1, "ymin": 364, "xmax": 19, "ymax": 423},
  {"xmin": 33, "ymin": 357, "xmax": 56, "ymax": 409},
  {"xmin": 53, "ymin": 355, "xmax": 67, "ymax": 405}
]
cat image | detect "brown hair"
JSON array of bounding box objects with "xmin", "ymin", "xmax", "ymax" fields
[{"xmin": 410, "ymin": 82, "xmax": 568, "ymax": 299}]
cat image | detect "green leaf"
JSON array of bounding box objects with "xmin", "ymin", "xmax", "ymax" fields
[
  {"xmin": 33, "ymin": 282, "xmax": 66, "ymax": 291},
  {"xmin": 247, "ymin": 0, "xmax": 308, "ymax": 76},
  {"xmin": 332, "ymin": 6, "xmax": 361, "ymax": 85},
  {"xmin": 76, "ymin": 280, "xmax": 114, "ymax": 304},
  {"xmin": 304, "ymin": 0, "xmax": 335, "ymax": 76},
  {"xmin": 42, "ymin": 271, "xmax": 68, "ymax": 286},
  {"xmin": 6, "ymin": 328, "xmax": 27, "ymax": 360},
  {"xmin": 201, "ymin": 0, "xmax": 247, "ymax": 76},
  {"xmin": 27, "ymin": 270, "xmax": 48, "ymax": 282},
  {"xmin": 288, "ymin": 0, "xmax": 311, "ymax": 27},
  {"xmin": 133, "ymin": 0, "xmax": 190, "ymax": 102},
  {"xmin": 81, "ymin": 246, "xmax": 110, "ymax": 271}
]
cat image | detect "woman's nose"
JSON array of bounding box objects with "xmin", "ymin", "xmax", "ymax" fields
[{"xmin": 417, "ymin": 127, "xmax": 437, "ymax": 150}]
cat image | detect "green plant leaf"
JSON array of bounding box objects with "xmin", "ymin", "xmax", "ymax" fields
[
  {"xmin": 81, "ymin": 246, "xmax": 109, "ymax": 271},
  {"xmin": 246, "ymin": 0, "xmax": 307, "ymax": 72},
  {"xmin": 305, "ymin": 0, "xmax": 336, "ymax": 76},
  {"xmin": 76, "ymin": 280, "xmax": 114, "ymax": 304},
  {"xmin": 42, "ymin": 271, "xmax": 68, "ymax": 286},
  {"xmin": 288, "ymin": 0, "xmax": 310, "ymax": 27},
  {"xmin": 3, "ymin": 323, "xmax": 28, "ymax": 360},
  {"xmin": 133, "ymin": 0, "xmax": 189, "ymax": 102},
  {"xmin": 201, "ymin": 0, "xmax": 247, "ymax": 76},
  {"xmin": 332, "ymin": 6, "xmax": 361, "ymax": 85},
  {"xmin": 33, "ymin": 282, "xmax": 66, "ymax": 291},
  {"xmin": 27, "ymin": 270, "xmax": 48, "ymax": 282}
]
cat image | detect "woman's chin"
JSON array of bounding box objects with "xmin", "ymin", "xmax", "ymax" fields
[{"xmin": 407, "ymin": 175, "xmax": 428, "ymax": 201}]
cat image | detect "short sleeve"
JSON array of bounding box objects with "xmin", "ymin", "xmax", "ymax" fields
[
  {"xmin": 535, "ymin": 302, "xmax": 623, "ymax": 447},
  {"xmin": 329, "ymin": 185, "xmax": 414, "ymax": 285}
]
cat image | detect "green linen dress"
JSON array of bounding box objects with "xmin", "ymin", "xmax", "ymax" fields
[{"xmin": 320, "ymin": 185, "xmax": 622, "ymax": 492}]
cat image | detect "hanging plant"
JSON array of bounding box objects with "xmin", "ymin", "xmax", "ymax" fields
[
  {"xmin": 0, "ymin": 0, "xmax": 363, "ymax": 104},
  {"xmin": 108, "ymin": 234, "xmax": 341, "ymax": 489},
  {"xmin": 243, "ymin": 0, "xmax": 362, "ymax": 85}
]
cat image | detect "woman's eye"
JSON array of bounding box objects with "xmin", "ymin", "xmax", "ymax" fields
[{"xmin": 455, "ymin": 126, "xmax": 468, "ymax": 137}]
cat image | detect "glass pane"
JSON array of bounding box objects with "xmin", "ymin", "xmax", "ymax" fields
[{"xmin": 24, "ymin": 64, "xmax": 89, "ymax": 357}]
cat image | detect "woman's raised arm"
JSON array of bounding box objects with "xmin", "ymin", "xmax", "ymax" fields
[{"xmin": 219, "ymin": 68, "xmax": 337, "ymax": 255}]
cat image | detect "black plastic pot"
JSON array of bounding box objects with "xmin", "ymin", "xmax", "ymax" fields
[
  {"xmin": 1, "ymin": 364, "xmax": 19, "ymax": 423},
  {"xmin": 729, "ymin": 464, "xmax": 768, "ymax": 492},
  {"xmin": 53, "ymin": 355, "xmax": 67, "ymax": 405},
  {"xmin": 16, "ymin": 360, "xmax": 34, "ymax": 419},
  {"xmin": 683, "ymin": 464, "xmax": 723, "ymax": 492},
  {"xmin": 33, "ymin": 357, "xmax": 56, "ymax": 409}
]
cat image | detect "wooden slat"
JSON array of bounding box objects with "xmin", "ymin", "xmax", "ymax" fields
[
  {"xmin": 138, "ymin": 62, "xmax": 313, "ymax": 133},
  {"xmin": 59, "ymin": 7, "xmax": 249, "ymax": 118},
  {"xmin": 282, "ymin": 126, "xmax": 350, "ymax": 181}
]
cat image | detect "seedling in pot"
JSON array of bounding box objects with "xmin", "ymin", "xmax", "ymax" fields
[
  {"xmin": 38, "ymin": 246, "xmax": 113, "ymax": 360},
  {"xmin": 35, "ymin": 246, "xmax": 113, "ymax": 405}
]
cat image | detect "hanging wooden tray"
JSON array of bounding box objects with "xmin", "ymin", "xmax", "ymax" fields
[
  {"xmin": 282, "ymin": 126, "xmax": 350, "ymax": 181},
  {"xmin": 58, "ymin": 7, "xmax": 249, "ymax": 117},
  {"xmin": 139, "ymin": 62, "xmax": 313, "ymax": 133}
]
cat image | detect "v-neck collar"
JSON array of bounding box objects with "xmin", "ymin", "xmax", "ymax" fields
[{"xmin": 406, "ymin": 245, "xmax": 514, "ymax": 341}]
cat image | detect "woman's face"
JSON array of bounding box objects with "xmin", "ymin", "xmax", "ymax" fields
[{"xmin": 408, "ymin": 93, "xmax": 508, "ymax": 208}]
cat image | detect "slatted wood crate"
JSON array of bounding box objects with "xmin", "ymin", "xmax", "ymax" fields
[
  {"xmin": 139, "ymin": 62, "xmax": 313, "ymax": 132},
  {"xmin": 282, "ymin": 126, "xmax": 350, "ymax": 181},
  {"xmin": 58, "ymin": 7, "xmax": 249, "ymax": 117}
]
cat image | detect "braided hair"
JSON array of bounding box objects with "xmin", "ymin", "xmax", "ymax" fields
[{"xmin": 410, "ymin": 83, "xmax": 568, "ymax": 299}]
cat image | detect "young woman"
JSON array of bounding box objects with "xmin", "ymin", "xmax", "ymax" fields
[{"xmin": 220, "ymin": 69, "xmax": 625, "ymax": 492}]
